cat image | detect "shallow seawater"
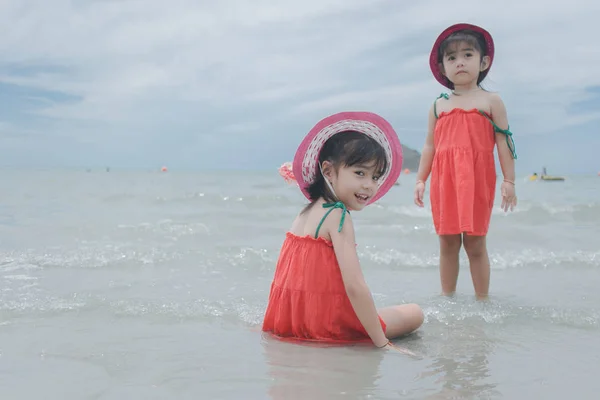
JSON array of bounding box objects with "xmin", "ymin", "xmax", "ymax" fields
[{"xmin": 1, "ymin": 170, "xmax": 599, "ymax": 399}]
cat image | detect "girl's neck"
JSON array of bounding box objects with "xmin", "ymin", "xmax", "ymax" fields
[
  {"xmin": 318, "ymin": 196, "xmax": 341, "ymax": 205},
  {"xmin": 451, "ymin": 84, "xmax": 481, "ymax": 96}
]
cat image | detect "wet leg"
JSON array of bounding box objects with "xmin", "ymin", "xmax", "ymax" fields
[
  {"xmin": 439, "ymin": 234, "xmax": 462, "ymax": 295},
  {"xmin": 463, "ymin": 234, "xmax": 490, "ymax": 300}
]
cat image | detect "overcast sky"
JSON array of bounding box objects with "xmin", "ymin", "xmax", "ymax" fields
[{"xmin": 0, "ymin": 0, "xmax": 598, "ymax": 174}]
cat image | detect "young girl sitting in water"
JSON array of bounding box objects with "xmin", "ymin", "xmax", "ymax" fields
[
  {"xmin": 414, "ymin": 23, "xmax": 518, "ymax": 299},
  {"xmin": 262, "ymin": 112, "xmax": 424, "ymax": 350}
]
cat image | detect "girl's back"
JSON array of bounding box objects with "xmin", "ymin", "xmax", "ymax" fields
[
  {"xmin": 262, "ymin": 202, "xmax": 375, "ymax": 343},
  {"xmin": 288, "ymin": 199, "xmax": 336, "ymax": 240}
]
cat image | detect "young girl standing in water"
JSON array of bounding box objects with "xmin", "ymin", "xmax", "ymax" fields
[
  {"xmin": 263, "ymin": 112, "xmax": 424, "ymax": 351},
  {"xmin": 414, "ymin": 23, "xmax": 518, "ymax": 299}
]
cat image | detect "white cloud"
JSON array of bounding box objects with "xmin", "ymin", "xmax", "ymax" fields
[{"xmin": 0, "ymin": 0, "xmax": 598, "ymax": 169}]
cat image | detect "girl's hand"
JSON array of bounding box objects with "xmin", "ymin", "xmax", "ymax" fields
[
  {"xmin": 501, "ymin": 180, "xmax": 517, "ymax": 212},
  {"xmin": 414, "ymin": 181, "xmax": 425, "ymax": 207},
  {"xmin": 378, "ymin": 341, "xmax": 418, "ymax": 357}
]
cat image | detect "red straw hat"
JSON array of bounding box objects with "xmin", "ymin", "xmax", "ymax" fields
[
  {"xmin": 289, "ymin": 111, "xmax": 403, "ymax": 205},
  {"xmin": 429, "ymin": 23, "xmax": 495, "ymax": 89}
]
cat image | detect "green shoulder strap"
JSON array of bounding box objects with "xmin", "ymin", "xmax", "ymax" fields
[
  {"xmin": 478, "ymin": 111, "xmax": 518, "ymax": 159},
  {"xmin": 433, "ymin": 93, "xmax": 449, "ymax": 119},
  {"xmin": 314, "ymin": 201, "xmax": 348, "ymax": 239}
]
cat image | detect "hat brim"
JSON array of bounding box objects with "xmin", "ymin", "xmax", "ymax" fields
[
  {"xmin": 292, "ymin": 111, "xmax": 403, "ymax": 205},
  {"xmin": 429, "ymin": 23, "xmax": 495, "ymax": 89}
]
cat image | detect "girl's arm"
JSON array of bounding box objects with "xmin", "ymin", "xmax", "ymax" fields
[
  {"xmin": 328, "ymin": 210, "xmax": 389, "ymax": 347},
  {"xmin": 490, "ymin": 94, "xmax": 516, "ymax": 182},
  {"xmin": 416, "ymin": 103, "xmax": 437, "ymax": 183}
]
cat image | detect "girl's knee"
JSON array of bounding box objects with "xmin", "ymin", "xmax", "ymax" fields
[
  {"xmin": 439, "ymin": 234, "xmax": 461, "ymax": 254},
  {"xmin": 398, "ymin": 304, "xmax": 424, "ymax": 331},
  {"xmin": 463, "ymin": 235, "xmax": 487, "ymax": 258},
  {"xmin": 410, "ymin": 303, "xmax": 425, "ymax": 327},
  {"xmin": 402, "ymin": 304, "xmax": 425, "ymax": 335},
  {"xmin": 379, "ymin": 304, "xmax": 424, "ymax": 338}
]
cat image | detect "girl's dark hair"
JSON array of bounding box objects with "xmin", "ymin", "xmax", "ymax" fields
[
  {"xmin": 301, "ymin": 130, "xmax": 388, "ymax": 213},
  {"xmin": 438, "ymin": 30, "xmax": 488, "ymax": 87}
]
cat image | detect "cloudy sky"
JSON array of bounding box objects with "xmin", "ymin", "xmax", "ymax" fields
[{"xmin": 1, "ymin": 0, "xmax": 598, "ymax": 174}]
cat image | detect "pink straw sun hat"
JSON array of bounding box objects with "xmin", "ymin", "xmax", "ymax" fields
[
  {"xmin": 291, "ymin": 111, "xmax": 403, "ymax": 205},
  {"xmin": 429, "ymin": 23, "xmax": 495, "ymax": 89}
]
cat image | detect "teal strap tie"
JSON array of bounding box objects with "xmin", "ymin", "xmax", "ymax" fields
[
  {"xmin": 433, "ymin": 93, "xmax": 449, "ymax": 118},
  {"xmin": 478, "ymin": 111, "xmax": 518, "ymax": 159},
  {"xmin": 314, "ymin": 201, "xmax": 348, "ymax": 239}
]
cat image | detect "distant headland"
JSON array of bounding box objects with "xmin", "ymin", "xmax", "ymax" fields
[{"xmin": 401, "ymin": 144, "xmax": 421, "ymax": 171}]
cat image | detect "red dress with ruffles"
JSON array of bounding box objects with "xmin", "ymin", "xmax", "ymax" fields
[
  {"xmin": 430, "ymin": 107, "xmax": 497, "ymax": 236},
  {"xmin": 429, "ymin": 94, "xmax": 517, "ymax": 236},
  {"xmin": 262, "ymin": 228, "xmax": 386, "ymax": 344}
]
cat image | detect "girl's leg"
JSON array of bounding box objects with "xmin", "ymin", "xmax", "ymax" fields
[
  {"xmin": 462, "ymin": 234, "xmax": 490, "ymax": 299},
  {"xmin": 439, "ymin": 234, "xmax": 462, "ymax": 295},
  {"xmin": 378, "ymin": 304, "xmax": 424, "ymax": 339}
]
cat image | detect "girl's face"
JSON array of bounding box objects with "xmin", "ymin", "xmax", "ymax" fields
[
  {"xmin": 440, "ymin": 41, "xmax": 489, "ymax": 87},
  {"xmin": 323, "ymin": 160, "xmax": 382, "ymax": 211}
]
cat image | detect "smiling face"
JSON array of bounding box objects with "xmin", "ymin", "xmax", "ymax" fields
[
  {"xmin": 305, "ymin": 130, "xmax": 389, "ymax": 210},
  {"xmin": 322, "ymin": 160, "xmax": 383, "ymax": 211}
]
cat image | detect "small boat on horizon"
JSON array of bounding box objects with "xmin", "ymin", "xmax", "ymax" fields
[{"xmin": 529, "ymin": 167, "xmax": 565, "ymax": 182}]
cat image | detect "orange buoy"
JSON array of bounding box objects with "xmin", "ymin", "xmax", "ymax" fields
[
  {"xmin": 404, "ymin": 168, "xmax": 410, "ymax": 174},
  {"xmin": 161, "ymin": 166, "xmax": 168, "ymax": 172}
]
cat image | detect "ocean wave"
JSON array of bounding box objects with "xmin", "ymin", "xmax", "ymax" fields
[
  {"xmin": 109, "ymin": 298, "xmax": 263, "ymax": 325},
  {"xmin": 422, "ymin": 297, "xmax": 599, "ymax": 330},
  {"xmin": 489, "ymin": 249, "xmax": 600, "ymax": 269},
  {"xmin": 117, "ymin": 219, "xmax": 211, "ymax": 236},
  {"xmin": 359, "ymin": 248, "xmax": 600, "ymax": 269},
  {"xmin": 0, "ymin": 244, "xmax": 183, "ymax": 271},
  {"xmin": 152, "ymin": 192, "xmax": 298, "ymax": 206},
  {"xmin": 0, "ymin": 295, "xmax": 86, "ymax": 314},
  {"xmin": 3, "ymin": 289, "xmax": 595, "ymax": 332},
  {"xmin": 4, "ymin": 241, "xmax": 596, "ymax": 275},
  {"xmin": 384, "ymin": 202, "xmax": 600, "ymax": 219},
  {"xmin": 1, "ymin": 291, "xmax": 266, "ymax": 326}
]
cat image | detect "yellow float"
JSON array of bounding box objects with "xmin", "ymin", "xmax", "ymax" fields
[{"xmin": 529, "ymin": 168, "xmax": 565, "ymax": 182}]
